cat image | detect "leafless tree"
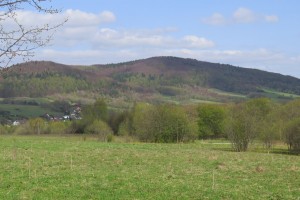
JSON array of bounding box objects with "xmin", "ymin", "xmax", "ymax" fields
[{"xmin": 0, "ymin": 0, "xmax": 66, "ymax": 66}]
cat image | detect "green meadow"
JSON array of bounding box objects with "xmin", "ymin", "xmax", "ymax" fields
[
  {"xmin": 0, "ymin": 135, "xmax": 299, "ymax": 199},
  {"xmin": 0, "ymin": 104, "xmax": 62, "ymax": 118}
]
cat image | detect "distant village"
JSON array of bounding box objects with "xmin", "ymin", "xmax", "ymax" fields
[{"xmin": 9, "ymin": 104, "xmax": 82, "ymax": 126}]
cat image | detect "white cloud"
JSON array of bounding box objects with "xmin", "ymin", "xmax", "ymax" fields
[
  {"xmin": 5, "ymin": 10, "xmax": 212, "ymax": 50},
  {"xmin": 92, "ymin": 28, "xmax": 170, "ymax": 47},
  {"xmin": 53, "ymin": 25, "xmax": 214, "ymax": 49},
  {"xmin": 233, "ymin": 7, "xmax": 257, "ymax": 23},
  {"xmin": 203, "ymin": 7, "xmax": 279, "ymax": 25},
  {"xmin": 183, "ymin": 35, "xmax": 215, "ymax": 48},
  {"xmin": 37, "ymin": 49, "xmax": 140, "ymax": 64},
  {"xmin": 94, "ymin": 30, "xmax": 214, "ymax": 49},
  {"xmin": 99, "ymin": 11, "xmax": 116, "ymax": 23},
  {"xmin": 65, "ymin": 9, "xmax": 116, "ymax": 27},
  {"xmin": 264, "ymin": 15, "xmax": 279, "ymax": 23},
  {"xmin": 2, "ymin": 9, "xmax": 116, "ymax": 29},
  {"xmin": 202, "ymin": 13, "xmax": 227, "ymax": 25}
]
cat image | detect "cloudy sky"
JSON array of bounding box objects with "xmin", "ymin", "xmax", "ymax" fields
[{"xmin": 17, "ymin": 0, "xmax": 300, "ymax": 77}]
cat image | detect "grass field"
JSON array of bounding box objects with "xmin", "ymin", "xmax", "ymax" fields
[
  {"xmin": 0, "ymin": 104, "xmax": 62, "ymax": 119},
  {"xmin": 208, "ymin": 89, "xmax": 247, "ymax": 99},
  {"xmin": 261, "ymin": 88, "xmax": 300, "ymax": 98},
  {"xmin": 0, "ymin": 136, "xmax": 299, "ymax": 199}
]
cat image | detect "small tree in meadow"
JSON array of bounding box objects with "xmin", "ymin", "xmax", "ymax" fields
[
  {"xmin": 284, "ymin": 118, "xmax": 300, "ymax": 153},
  {"xmin": 225, "ymin": 98, "xmax": 273, "ymax": 152},
  {"xmin": 274, "ymin": 99, "xmax": 300, "ymax": 141},
  {"xmin": 225, "ymin": 105, "xmax": 252, "ymax": 151},
  {"xmin": 197, "ymin": 104, "xmax": 225, "ymax": 139},
  {"xmin": 131, "ymin": 103, "xmax": 194, "ymax": 143}
]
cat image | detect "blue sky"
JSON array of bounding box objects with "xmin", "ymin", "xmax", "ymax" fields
[{"xmin": 20, "ymin": 0, "xmax": 300, "ymax": 77}]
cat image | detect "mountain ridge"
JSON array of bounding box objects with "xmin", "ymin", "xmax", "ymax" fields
[{"xmin": 1, "ymin": 56, "xmax": 299, "ymax": 103}]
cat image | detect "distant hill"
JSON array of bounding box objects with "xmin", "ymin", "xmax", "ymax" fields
[
  {"xmin": 92, "ymin": 57, "xmax": 300, "ymax": 95},
  {"xmin": 1, "ymin": 56, "xmax": 300, "ymax": 103}
]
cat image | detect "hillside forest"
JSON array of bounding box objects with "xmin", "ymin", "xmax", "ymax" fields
[{"xmin": 1, "ymin": 57, "xmax": 300, "ymax": 106}]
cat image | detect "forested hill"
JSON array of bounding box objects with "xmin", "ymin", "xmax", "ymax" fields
[
  {"xmin": 93, "ymin": 56, "xmax": 300, "ymax": 95},
  {"xmin": 0, "ymin": 57, "xmax": 300, "ymax": 102}
]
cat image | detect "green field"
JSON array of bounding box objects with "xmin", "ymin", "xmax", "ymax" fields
[
  {"xmin": 261, "ymin": 88, "xmax": 300, "ymax": 98},
  {"xmin": 208, "ymin": 89, "xmax": 247, "ymax": 99},
  {"xmin": 0, "ymin": 104, "xmax": 62, "ymax": 120},
  {"xmin": 0, "ymin": 136, "xmax": 299, "ymax": 199}
]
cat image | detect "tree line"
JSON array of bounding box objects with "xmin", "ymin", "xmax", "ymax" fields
[{"xmin": 1, "ymin": 98, "xmax": 299, "ymax": 153}]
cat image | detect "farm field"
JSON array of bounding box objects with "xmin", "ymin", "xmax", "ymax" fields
[
  {"xmin": 0, "ymin": 135, "xmax": 299, "ymax": 199},
  {"xmin": 0, "ymin": 104, "xmax": 63, "ymax": 121}
]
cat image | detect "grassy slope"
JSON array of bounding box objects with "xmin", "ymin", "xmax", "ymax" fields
[
  {"xmin": 261, "ymin": 88, "xmax": 300, "ymax": 98},
  {"xmin": 0, "ymin": 136, "xmax": 299, "ymax": 199},
  {"xmin": 0, "ymin": 104, "xmax": 62, "ymax": 119}
]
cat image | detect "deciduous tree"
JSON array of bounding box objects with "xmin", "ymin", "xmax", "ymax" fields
[
  {"xmin": 131, "ymin": 103, "xmax": 194, "ymax": 143},
  {"xmin": 284, "ymin": 118, "xmax": 300, "ymax": 153},
  {"xmin": 197, "ymin": 104, "xmax": 225, "ymax": 139},
  {"xmin": 225, "ymin": 98, "xmax": 274, "ymax": 151}
]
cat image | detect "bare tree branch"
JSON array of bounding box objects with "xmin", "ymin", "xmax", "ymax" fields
[{"xmin": 0, "ymin": 0, "xmax": 66, "ymax": 66}]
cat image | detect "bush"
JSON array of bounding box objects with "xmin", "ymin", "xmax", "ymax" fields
[
  {"xmin": 82, "ymin": 99, "xmax": 108, "ymax": 123},
  {"xmin": 132, "ymin": 103, "xmax": 194, "ymax": 143},
  {"xmin": 84, "ymin": 120, "xmax": 113, "ymax": 142},
  {"xmin": 225, "ymin": 98, "xmax": 274, "ymax": 152},
  {"xmin": 0, "ymin": 125, "xmax": 9, "ymax": 135},
  {"xmin": 107, "ymin": 111, "xmax": 128, "ymax": 135},
  {"xmin": 225, "ymin": 106, "xmax": 253, "ymax": 152},
  {"xmin": 29, "ymin": 118, "xmax": 48, "ymax": 134},
  {"xmin": 47, "ymin": 121, "xmax": 72, "ymax": 135},
  {"xmin": 284, "ymin": 118, "xmax": 300, "ymax": 153},
  {"xmin": 14, "ymin": 123, "xmax": 31, "ymax": 135},
  {"xmin": 107, "ymin": 133, "xmax": 114, "ymax": 143},
  {"xmin": 259, "ymin": 120, "xmax": 279, "ymax": 150},
  {"xmin": 118, "ymin": 119, "xmax": 131, "ymax": 136},
  {"xmin": 198, "ymin": 104, "xmax": 225, "ymax": 139},
  {"xmin": 14, "ymin": 118, "xmax": 48, "ymax": 135},
  {"xmin": 70, "ymin": 120, "xmax": 86, "ymax": 134}
]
